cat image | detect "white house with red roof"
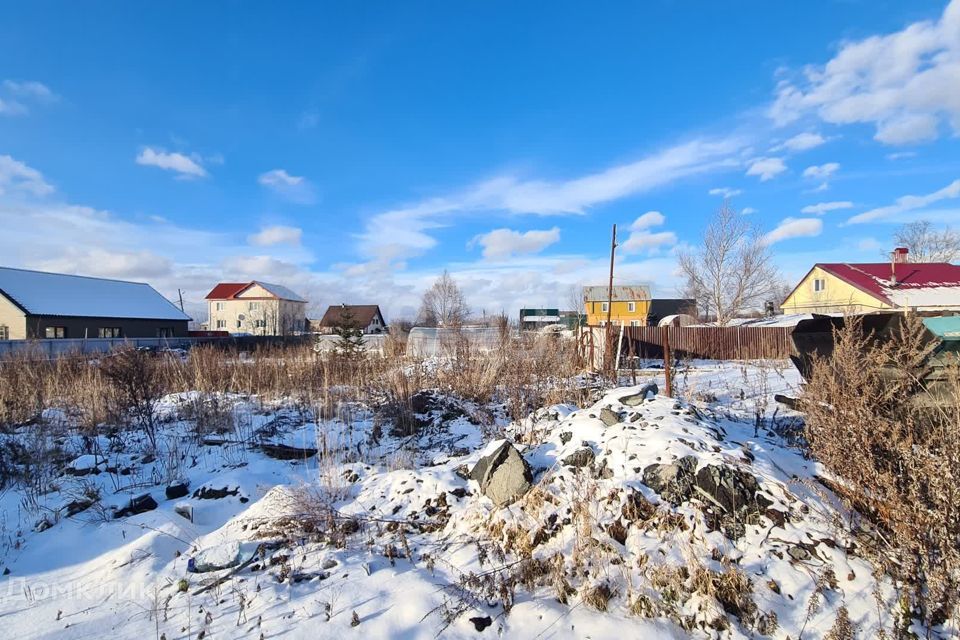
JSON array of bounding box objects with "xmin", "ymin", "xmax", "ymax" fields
[
  {"xmin": 205, "ymin": 281, "xmax": 307, "ymax": 336},
  {"xmin": 781, "ymin": 248, "xmax": 960, "ymax": 315}
]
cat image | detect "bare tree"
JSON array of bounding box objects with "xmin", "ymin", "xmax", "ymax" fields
[
  {"xmin": 418, "ymin": 270, "xmax": 470, "ymax": 327},
  {"xmin": 893, "ymin": 220, "xmax": 960, "ymax": 263},
  {"xmin": 676, "ymin": 202, "xmax": 780, "ymax": 325}
]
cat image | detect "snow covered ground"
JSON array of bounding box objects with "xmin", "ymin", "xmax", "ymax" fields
[{"xmin": 0, "ymin": 361, "xmax": 910, "ymax": 639}]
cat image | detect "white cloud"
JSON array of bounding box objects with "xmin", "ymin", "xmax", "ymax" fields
[
  {"xmin": 858, "ymin": 237, "xmax": 883, "ymax": 251},
  {"xmin": 3, "ymin": 80, "xmax": 56, "ymax": 101},
  {"xmin": 136, "ymin": 147, "xmax": 207, "ymax": 178},
  {"xmin": 621, "ymin": 230, "xmax": 677, "ymax": 253},
  {"xmin": 708, "ymin": 187, "xmax": 742, "ymax": 198},
  {"xmin": 358, "ymin": 136, "xmax": 746, "ymax": 262},
  {"xmin": 621, "ymin": 211, "xmax": 677, "ymax": 254},
  {"xmin": 746, "ymin": 157, "xmax": 787, "ymax": 181},
  {"xmin": 471, "ymin": 227, "xmax": 561, "ymax": 260},
  {"xmin": 257, "ymin": 169, "xmax": 316, "ymax": 204},
  {"xmin": 769, "ymin": 0, "xmax": 960, "ymax": 145},
  {"xmin": 763, "ymin": 217, "xmax": 823, "ymax": 244},
  {"xmin": 35, "ymin": 248, "xmax": 173, "ymax": 280},
  {"xmin": 802, "ymin": 162, "xmax": 840, "ymax": 180},
  {"xmin": 776, "ymin": 132, "xmax": 827, "ymax": 151},
  {"xmin": 248, "ymin": 225, "xmax": 303, "ymax": 247},
  {"xmin": 847, "ymin": 178, "xmax": 960, "ymax": 224},
  {"xmin": 801, "ymin": 200, "xmax": 854, "ymax": 215},
  {"xmin": 0, "ymin": 155, "xmax": 54, "ymax": 196},
  {"xmin": 0, "ymin": 80, "xmax": 56, "ymax": 116},
  {"xmin": 741, "ymin": 207, "xmax": 758, "ymax": 215},
  {"xmin": 0, "ymin": 97, "xmax": 26, "ymax": 116},
  {"xmin": 630, "ymin": 210, "xmax": 666, "ymax": 230},
  {"xmin": 886, "ymin": 151, "xmax": 918, "ymax": 161}
]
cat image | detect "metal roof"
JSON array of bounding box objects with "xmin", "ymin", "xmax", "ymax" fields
[
  {"xmin": 583, "ymin": 285, "xmax": 651, "ymax": 302},
  {"xmin": 205, "ymin": 281, "xmax": 307, "ymax": 303},
  {"xmin": 0, "ymin": 266, "xmax": 191, "ymax": 321}
]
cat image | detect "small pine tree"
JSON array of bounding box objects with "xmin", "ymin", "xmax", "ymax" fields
[{"xmin": 334, "ymin": 305, "xmax": 366, "ymax": 358}]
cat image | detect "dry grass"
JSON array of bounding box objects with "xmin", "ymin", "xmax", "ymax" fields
[{"xmin": 801, "ymin": 314, "xmax": 960, "ymax": 630}]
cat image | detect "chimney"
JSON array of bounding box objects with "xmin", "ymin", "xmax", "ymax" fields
[{"xmin": 889, "ymin": 248, "xmax": 908, "ymax": 285}]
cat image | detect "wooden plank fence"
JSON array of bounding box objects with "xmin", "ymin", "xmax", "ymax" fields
[{"xmin": 621, "ymin": 325, "xmax": 794, "ymax": 361}]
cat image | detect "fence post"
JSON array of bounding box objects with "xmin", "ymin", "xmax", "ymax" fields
[{"xmin": 663, "ymin": 327, "xmax": 672, "ymax": 397}]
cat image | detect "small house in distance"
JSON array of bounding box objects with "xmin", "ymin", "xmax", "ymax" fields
[
  {"xmin": 781, "ymin": 248, "xmax": 960, "ymax": 314},
  {"xmin": 205, "ymin": 281, "xmax": 308, "ymax": 336},
  {"xmin": 316, "ymin": 304, "xmax": 387, "ymax": 335},
  {"xmin": 519, "ymin": 308, "xmax": 561, "ymax": 331},
  {"xmin": 583, "ymin": 285, "xmax": 651, "ymax": 326},
  {"xmin": 647, "ymin": 298, "xmax": 697, "ymax": 325},
  {"xmin": 0, "ymin": 266, "xmax": 190, "ymax": 340}
]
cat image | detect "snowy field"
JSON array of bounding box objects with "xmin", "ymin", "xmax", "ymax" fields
[{"xmin": 0, "ymin": 359, "xmax": 914, "ymax": 639}]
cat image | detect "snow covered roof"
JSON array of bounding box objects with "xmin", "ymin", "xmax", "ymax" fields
[
  {"xmin": 815, "ymin": 262, "xmax": 960, "ymax": 307},
  {"xmin": 205, "ymin": 281, "xmax": 307, "ymax": 303},
  {"xmin": 0, "ymin": 267, "xmax": 191, "ymax": 321},
  {"xmin": 255, "ymin": 281, "xmax": 307, "ymax": 303}
]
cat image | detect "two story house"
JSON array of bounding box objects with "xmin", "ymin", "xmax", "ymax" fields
[
  {"xmin": 205, "ymin": 281, "xmax": 308, "ymax": 336},
  {"xmin": 583, "ymin": 285, "xmax": 652, "ymax": 326}
]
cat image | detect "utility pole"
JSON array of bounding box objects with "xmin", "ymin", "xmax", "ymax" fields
[
  {"xmin": 604, "ymin": 224, "xmax": 617, "ymax": 374},
  {"xmin": 178, "ymin": 289, "xmax": 185, "ymax": 312}
]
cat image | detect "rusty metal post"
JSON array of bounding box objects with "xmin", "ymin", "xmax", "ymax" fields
[{"xmin": 663, "ymin": 327, "xmax": 673, "ymax": 397}]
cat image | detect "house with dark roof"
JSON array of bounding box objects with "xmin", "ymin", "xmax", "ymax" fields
[
  {"xmin": 315, "ymin": 304, "xmax": 387, "ymax": 335},
  {"xmin": 0, "ymin": 266, "xmax": 191, "ymax": 340},
  {"xmin": 205, "ymin": 281, "xmax": 307, "ymax": 336},
  {"xmin": 781, "ymin": 248, "xmax": 960, "ymax": 314}
]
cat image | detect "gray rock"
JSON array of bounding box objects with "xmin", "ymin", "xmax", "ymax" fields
[
  {"xmin": 619, "ymin": 383, "xmax": 659, "ymax": 406},
  {"xmin": 559, "ymin": 431, "xmax": 573, "ymax": 444},
  {"xmin": 642, "ymin": 455, "xmax": 698, "ymax": 505},
  {"xmin": 470, "ymin": 441, "xmax": 533, "ymax": 506},
  {"xmin": 599, "ymin": 407, "xmax": 620, "ymax": 427},
  {"xmin": 562, "ymin": 447, "xmax": 595, "ymax": 468},
  {"xmin": 642, "ymin": 455, "xmax": 773, "ymax": 540},
  {"xmin": 694, "ymin": 465, "xmax": 771, "ymax": 515}
]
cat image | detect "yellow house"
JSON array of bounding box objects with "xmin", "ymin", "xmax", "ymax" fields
[
  {"xmin": 781, "ymin": 256, "xmax": 960, "ymax": 314},
  {"xmin": 584, "ymin": 285, "xmax": 651, "ymax": 326}
]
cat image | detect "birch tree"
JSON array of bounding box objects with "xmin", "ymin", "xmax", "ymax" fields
[
  {"xmin": 418, "ymin": 270, "xmax": 470, "ymax": 327},
  {"xmin": 676, "ymin": 202, "xmax": 779, "ymax": 325}
]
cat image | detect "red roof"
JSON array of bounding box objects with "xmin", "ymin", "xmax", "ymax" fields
[
  {"xmin": 205, "ymin": 283, "xmax": 250, "ymax": 300},
  {"xmin": 817, "ymin": 262, "xmax": 960, "ymax": 304}
]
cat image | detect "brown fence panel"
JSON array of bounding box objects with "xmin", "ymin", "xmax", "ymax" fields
[{"xmin": 616, "ymin": 325, "xmax": 794, "ymax": 361}]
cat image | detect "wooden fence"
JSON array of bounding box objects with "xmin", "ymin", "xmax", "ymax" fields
[
  {"xmin": 622, "ymin": 325, "xmax": 795, "ymax": 361},
  {"xmin": 580, "ymin": 325, "xmax": 796, "ymax": 366}
]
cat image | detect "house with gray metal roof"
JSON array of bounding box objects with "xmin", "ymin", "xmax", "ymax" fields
[{"xmin": 0, "ymin": 266, "xmax": 191, "ymax": 340}]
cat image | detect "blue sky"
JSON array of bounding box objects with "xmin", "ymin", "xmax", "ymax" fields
[{"xmin": 1, "ymin": 1, "xmax": 958, "ymax": 320}]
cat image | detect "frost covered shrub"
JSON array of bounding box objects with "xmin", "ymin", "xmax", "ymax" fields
[{"xmin": 801, "ymin": 315, "xmax": 960, "ymax": 630}]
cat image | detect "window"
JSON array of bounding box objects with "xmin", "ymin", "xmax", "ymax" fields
[
  {"xmin": 157, "ymin": 327, "xmax": 174, "ymax": 338},
  {"xmin": 628, "ymin": 301, "xmax": 636, "ymax": 313},
  {"xmin": 630, "ymin": 320, "xmax": 640, "ymax": 327},
  {"xmin": 601, "ymin": 302, "xmax": 609, "ymax": 312},
  {"xmin": 248, "ymin": 302, "xmax": 260, "ymax": 311},
  {"xmin": 236, "ymin": 320, "xmax": 242, "ymax": 329},
  {"xmin": 215, "ymin": 302, "xmax": 225, "ymax": 311},
  {"xmin": 45, "ymin": 326, "xmax": 66, "ymax": 339},
  {"xmin": 98, "ymin": 327, "xmax": 121, "ymax": 338},
  {"xmin": 0, "ymin": 325, "xmax": 7, "ymax": 340},
  {"xmin": 216, "ymin": 319, "xmax": 226, "ymax": 329},
  {"xmin": 255, "ymin": 319, "xmax": 266, "ymax": 328},
  {"xmin": 814, "ymin": 278, "xmax": 826, "ymax": 292}
]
